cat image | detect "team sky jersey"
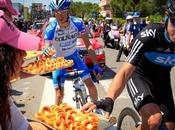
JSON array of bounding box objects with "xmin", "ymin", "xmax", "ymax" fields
[
  {"xmin": 44, "ymin": 16, "xmax": 86, "ymax": 57},
  {"xmin": 127, "ymin": 23, "xmax": 175, "ymax": 76}
]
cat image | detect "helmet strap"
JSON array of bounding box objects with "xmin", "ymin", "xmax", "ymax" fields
[{"xmin": 164, "ymin": 17, "xmax": 171, "ymax": 43}]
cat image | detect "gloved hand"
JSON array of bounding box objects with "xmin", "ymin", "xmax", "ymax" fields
[
  {"xmin": 93, "ymin": 97, "xmax": 114, "ymax": 115},
  {"xmin": 93, "ymin": 64, "xmax": 103, "ymax": 75},
  {"xmin": 42, "ymin": 47, "xmax": 56, "ymax": 57}
]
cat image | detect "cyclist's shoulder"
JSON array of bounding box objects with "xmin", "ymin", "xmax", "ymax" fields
[
  {"xmin": 144, "ymin": 22, "xmax": 165, "ymax": 30},
  {"xmin": 46, "ymin": 18, "xmax": 57, "ymax": 31},
  {"xmin": 70, "ymin": 16, "xmax": 83, "ymax": 25},
  {"xmin": 139, "ymin": 23, "xmax": 165, "ymax": 38},
  {"xmin": 70, "ymin": 16, "xmax": 85, "ymax": 31}
]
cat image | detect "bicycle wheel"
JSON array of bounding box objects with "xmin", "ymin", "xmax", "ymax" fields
[
  {"xmin": 117, "ymin": 107, "xmax": 141, "ymax": 130},
  {"xmin": 75, "ymin": 89, "xmax": 87, "ymax": 109}
]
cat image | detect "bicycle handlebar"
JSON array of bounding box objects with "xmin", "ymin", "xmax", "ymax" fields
[
  {"xmin": 64, "ymin": 69, "xmax": 99, "ymax": 83},
  {"xmin": 64, "ymin": 70, "xmax": 84, "ymax": 77}
]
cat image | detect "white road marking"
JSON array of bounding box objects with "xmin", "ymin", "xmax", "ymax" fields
[
  {"xmin": 40, "ymin": 78, "xmax": 55, "ymax": 109},
  {"xmin": 40, "ymin": 77, "xmax": 130, "ymax": 110}
]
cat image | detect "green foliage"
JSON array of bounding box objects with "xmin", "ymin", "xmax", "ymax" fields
[
  {"xmin": 115, "ymin": 17, "xmax": 125, "ymax": 28},
  {"xmin": 69, "ymin": 0, "xmax": 166, "ymax": 24},
  {"xmin": 110, "ymin": 0, "xmax": 167, "ymax": 18},
  {"xmin": 70, "ymin": 2, "xmax": 99, "ymax": 20},
  {"xmin": 149, "ymin": 14, "xmax": 164, "ymax": 23}
]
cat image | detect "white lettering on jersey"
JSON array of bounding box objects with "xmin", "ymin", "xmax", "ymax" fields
[
  {"xmin": 134, "ymin": 93, "xmax": 144, "ymax": 106},
  {"xmin": 140, "ymin": 29, "xmax": 156, "ymax": 38},
  {"xmin": 155, "ymin": 56, "xmax": 175, "ymax": 65}
]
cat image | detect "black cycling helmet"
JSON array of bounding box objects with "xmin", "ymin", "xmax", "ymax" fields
[{"xmin": 167, "ymin": 0, "xmax": 175, "ymax": 16}]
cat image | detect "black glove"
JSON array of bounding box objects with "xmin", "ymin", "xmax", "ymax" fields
[{"xmin": 93, "ymin": 97, "xmax": 114, "ymax": 114}]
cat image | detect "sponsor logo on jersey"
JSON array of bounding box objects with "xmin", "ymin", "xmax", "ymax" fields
[
  {"xmin": 55, "ymin": 32, "xmax": 79, "ymax": 41},
  {"xmin": 155, "ymin": 56, "xmax": 175, "ymax": 66},
  {"xmin": 145, "ymin": 52, "xmax": 175, "ymax": 66},
  {"xmin": 140, "ymin": 29, "xmax": 156, "ymax": 38},
  {"xmin": 127, "ymin": 78, "xmax": 144, "ymax": 106},
  {"xmin": 134, "ymin": 93, "xmax": 144, "ymax": 106}
]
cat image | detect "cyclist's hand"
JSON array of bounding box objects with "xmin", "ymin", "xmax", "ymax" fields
[
  {"xmin": 81, "ymin": 102, "xmax": 97, "ymax": 112},
  {"xmin": 42, "ymin": 47, "xmax": 56, "ymax": 57},
  {"xmin": 81, "ymin": 97, "xmax": 114, "ymax": 119},
  {"xmin": 93, "ymin": 64, "xmax": 103, "ymax": 80},
  {"xmin": 93, "ymin": 97, "xmax": 114, "ymax": 118}
]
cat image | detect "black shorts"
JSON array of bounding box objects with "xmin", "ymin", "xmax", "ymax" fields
[{"xmin": 126, "ymin": 71, "xmax": 175, "ymax": 122}]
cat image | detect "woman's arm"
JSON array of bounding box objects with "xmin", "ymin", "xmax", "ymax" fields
[{"xmin": 28, "ymin": 122, "xmax": 51, "ymax": 130}]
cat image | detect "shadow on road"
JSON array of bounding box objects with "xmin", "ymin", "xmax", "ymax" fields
[
  {"xmin": 101, "ymin": 66, "xmax": 116, "ymax": 80},
  {"xmin": 10, "ymin": 89, "xmax": 23, "ymax": 96}
]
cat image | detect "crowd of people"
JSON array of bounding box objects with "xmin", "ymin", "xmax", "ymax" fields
[
  {"xmin": 1, "ymin": 0, "xmax": 175, "ymax": 130},
  {"xmin": 13, "ymin": 18, "xmax": 33, "ymax": 32},
  {"xmin": 116, "ymin": 11, "xmax": 148, "ymax": 62}
]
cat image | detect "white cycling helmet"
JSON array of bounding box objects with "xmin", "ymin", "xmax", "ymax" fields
[
  {"xmin": 126, "ymin": 15, "xmax": 133, "ymax": 20},
  {"xmin": 49, "ymin": 0, "xmax": 72, "ymax": 11}
]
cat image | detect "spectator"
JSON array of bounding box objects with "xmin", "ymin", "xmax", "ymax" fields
[
  {"xmin": 0, "ymin": 0, "xmax": 49, "ymax": 129},
  {"xmin": 116, "ymin": 15, "xmax": 133, "ymax": 62},
  {"xmin": 126, "ymin": 12, "xmax": 147, "ymax": 49}
]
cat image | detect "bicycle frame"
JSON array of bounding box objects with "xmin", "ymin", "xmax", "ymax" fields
[
  {"xmin": 58, "ymin": 69, "xmax": 97, "ymax": 109},
  {"xmin": 72, "ymin": 76, "xmax": 89, "ymax": 109}
]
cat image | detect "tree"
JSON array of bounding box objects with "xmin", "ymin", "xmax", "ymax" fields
[
  {"xmin": 70, "ymin": 2, "xmax": 99, "ymax": 19},
  {"xmin": 110, "ymin": 0, "xmax": 167, "ymax": 18},
  {"xmin": 133, "ymin": 0, "xmax": 140, "ymax": 4}
]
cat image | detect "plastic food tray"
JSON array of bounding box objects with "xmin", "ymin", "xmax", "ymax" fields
[{"xmin": 33, "ymin": 114, "xmax": 116, "ymax": 130}]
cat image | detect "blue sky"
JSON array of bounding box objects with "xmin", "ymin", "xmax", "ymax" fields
[{"xmin": 12, "ymin": 0, "xmax": 99, "ymax": 8}]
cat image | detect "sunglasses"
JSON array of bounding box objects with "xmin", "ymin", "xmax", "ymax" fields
[
  {"xmin": 170, "ymin": 17, "xmax": 175, "ymax": 28},
  {"xmin": 55, "ymin": 10, "xmax": 69, "ymax": 15}
]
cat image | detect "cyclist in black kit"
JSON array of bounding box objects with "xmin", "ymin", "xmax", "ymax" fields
[{"xmin": 82, "ymin": 0, "xmax": 175, "ymax": 130}]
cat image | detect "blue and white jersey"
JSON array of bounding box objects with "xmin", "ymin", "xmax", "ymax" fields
[
  {"xmin": 44, "ymin": 16, "xmax": 86, "ymax": 57},
  {"xmin": 126, "ymin": 23, "xmax": 175, "ymax": 76}
]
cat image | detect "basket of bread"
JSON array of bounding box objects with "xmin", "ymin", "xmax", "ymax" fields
[
  {"xmin": 34, "ymin": 103, "xmax": 116, "ymax": 130},
  {"xmin": 22, "ymin": 57, "xmax": 74, "ymax": 75}
]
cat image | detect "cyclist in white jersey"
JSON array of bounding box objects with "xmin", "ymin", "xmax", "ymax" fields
[{"xmin": 44, "ymin": 0, "xmax": 103, "ymax": 105}]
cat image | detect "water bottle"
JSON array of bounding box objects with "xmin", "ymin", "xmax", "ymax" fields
[{"xmin": 79, "ymin": 80, "xmax": 87, "ymax": 99}]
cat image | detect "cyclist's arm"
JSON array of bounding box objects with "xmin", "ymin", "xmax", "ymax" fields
[
  {"xmin": 71, "ymin": 16, "xmax": 98, "ymax": 65},
  {"xmin": 108, "ymin": 24, "xmax": 159, "ymax": 100},
  {"xmin": 107, "ymin": 62, "xmax": 136, "ymax": 101},
  {"xmin": 43, "ymin": 19, "xmax": 57, "ymax": 49},
  {"xmin": 81, "ymin": 33, "xmax": 98, "ymax": 64}
]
